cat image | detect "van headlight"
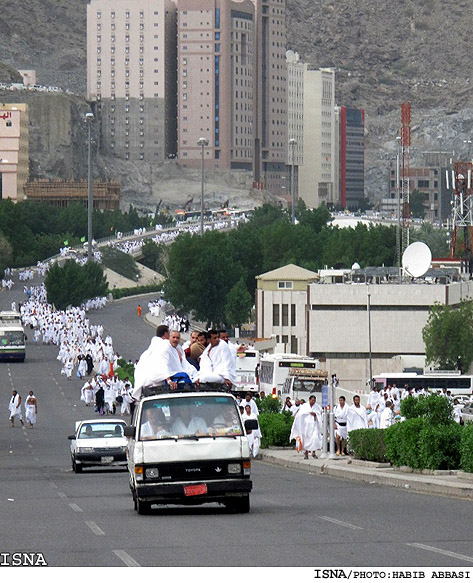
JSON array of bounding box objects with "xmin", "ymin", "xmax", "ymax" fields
[
  {"xmin": 76, "ymin": 447, "xmax": 94, "ymax": 453},
  {"xmin": 145, "ymin": 467, "xmax": 159, "ymax": 479},
  {"xmin": 228, "ymin": 463, "xmax": 241, "ymax": 474}
]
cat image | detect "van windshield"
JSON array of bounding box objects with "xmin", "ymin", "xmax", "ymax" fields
[{"xmin": 139, "ymin": 395, "xmax": 243, "ymax": 440}]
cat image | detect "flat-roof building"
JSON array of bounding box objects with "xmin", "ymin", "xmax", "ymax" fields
[
  {"xmin": 256, "ymin": 263, "xmax": 473, "ymax": 390},
  {"xmin": 0, "ymin": 103, "xmax": 29, "ymax": 202},
  {"xmin": 87, "ymin": 0, "xmax": 178, "ymax": 162}
]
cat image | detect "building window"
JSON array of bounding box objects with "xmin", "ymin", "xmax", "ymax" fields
[
  {"xmin": 282, "ymin": 304, "xmax": 288, "ymax": 326},
  {"xmin": 278, "ymin": 281, "xmax": 293, "ymax": 289},
  {"xmin": 272, "ymin": 304, "xmax": 279, "ymax": 327},
  {"xmin": 291, "ymin": 304, "xmax": 296, "ymax": 327}
]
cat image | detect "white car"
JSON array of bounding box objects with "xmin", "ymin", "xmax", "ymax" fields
[{"xmin": 68, "ymin": 419, "xmax": 128, "ymax": 473}]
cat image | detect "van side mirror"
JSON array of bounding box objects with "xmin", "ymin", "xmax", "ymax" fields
[
  {"xmin": 67, "ymin": 434, "xmax": 76, "ymax": 440},
  {"xmin": 244, "ymin": 419, "xmax": 259, "ymax": 432},
  {"xmin": 124, "ymin": 425, "xmax": 135, "ymax": 438}
]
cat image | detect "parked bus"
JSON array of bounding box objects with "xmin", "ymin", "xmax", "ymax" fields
[
  {"xmin": 233, "ymin": 349, "xmax": 260, "ymax": 395},
  {"xmin": 259, "ymin": 354, "xmax": 322, "ymax": 397},
  {"xmin": 373, "ymin": 371, "xmax": 473, "ymax": 396},
  {"xmin": 0, "ymin": 311, "xmax": 26, "ymax": 362}
]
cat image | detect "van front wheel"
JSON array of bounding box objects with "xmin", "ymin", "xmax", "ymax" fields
[{"xmin": 226, "ymin": 494, "xmax": 250, "ymax": 514}]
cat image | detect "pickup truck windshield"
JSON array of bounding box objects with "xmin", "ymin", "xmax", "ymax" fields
[{"xmin": 139, "ymin": 395, "xmax": 244, "ymax": 441}]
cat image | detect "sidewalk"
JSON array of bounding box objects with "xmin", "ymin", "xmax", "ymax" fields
[{"xmin": 259, "ymin": 447, "xmax": 473, "ymax": 500}]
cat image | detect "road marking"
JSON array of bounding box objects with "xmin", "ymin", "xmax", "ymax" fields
[
  {"xmin": 69, "ymin": 503, "xmax": 83, "ymax": 513},
  {"xmin": 85, "ymin": 521, "xmax": 105, "ymax": 536},
  {"xmin": 407, "ymin": 543, "xmax": 473, "ymax": 564},
  {"xmin": 113, "ymin": 550, "xmax": 141, "ymax": 567},
  {"xmin": 57, "ymin": 492, "xmax": 67, "ymax": 499},
  {"xmin": 318, "ymin": 516, "xmax": 363, "ymax": 530}
]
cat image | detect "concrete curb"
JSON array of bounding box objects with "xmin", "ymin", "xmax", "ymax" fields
[{"xmin": 260, "ymin": 450, "xmax": 473, "ymax": 500}]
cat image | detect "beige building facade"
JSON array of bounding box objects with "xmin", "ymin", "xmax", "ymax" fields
[
  {"xmin": 255, "ymin": 264, "xmax": 319, "ymax": 355},
  {"xmin": 87, "ymin": 0, "xmax": 178, "ymax": 161},
  {"xmin": 298, "ymin": 67, "xmax": 336, "ymax": 209},
  {"xmin": 176, "ymin": 0, "xmax": 255, "ymax": 171},
  {"xmin": 0, "ymin": 103, "xmax": 29, "ymax": 202}
]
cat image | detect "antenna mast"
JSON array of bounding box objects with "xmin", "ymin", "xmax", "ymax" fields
[
  {"xmin": 401, "ymin": 102, "xmax": 411, "ymax": 256},
  {"xmin": 449, "ymin": 161, "xmax": 473, "ymax": 273}
]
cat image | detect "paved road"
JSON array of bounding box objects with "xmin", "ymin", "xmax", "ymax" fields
[{"xmin": 1, "ymin": 282, "xmax": 473, "ymax": 568}]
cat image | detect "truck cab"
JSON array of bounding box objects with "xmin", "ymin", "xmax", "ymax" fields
[
  {"xmin": 125, "ymin": 389, "xmax": 252, "ymax": 514},
  {"xmin": 282, "ymin": 368, "xmax": 329, "ymax": 403}
]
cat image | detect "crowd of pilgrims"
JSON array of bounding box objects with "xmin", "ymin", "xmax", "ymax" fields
[
  {"xmin": 109, "ymin": 218, "xmax": 245, "ymax": 257},
  {"xmin": 18, "ymin": 282, "xmax": 133, "ymax": 414}
]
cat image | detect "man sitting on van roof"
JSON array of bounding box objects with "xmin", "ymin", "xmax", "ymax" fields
[
  {"xmin": 133, "ymin": 325, "xmax": 183, "ymax": 399},
  {"xmin": 196, "ymin": 329, "xmax": 236, "ymax": 389}
]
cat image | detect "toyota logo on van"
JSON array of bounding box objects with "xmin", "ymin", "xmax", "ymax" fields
[{"xmin": 185, "ymin": 468, "xmax": 201, "ymax": 473}]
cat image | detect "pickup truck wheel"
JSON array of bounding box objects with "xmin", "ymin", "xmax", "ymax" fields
[{"xmin": 226, "ymin": 494, "xmax": 250, "ymax": 513}]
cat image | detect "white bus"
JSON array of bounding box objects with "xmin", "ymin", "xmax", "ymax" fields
[
  {"xmin": 373, "ymin": 371, "xmax": 473, "ymax": 396},
  {"xmin": 234, "ymin": 349, "xmax": 260, "ymax": 395},
  {"xmin": 259, "ymin": 354, "xmax": 322, "ymax": 397},
  {"xmin": 0, "ymin": 312, "xmax": 25, "ymax": 362}
]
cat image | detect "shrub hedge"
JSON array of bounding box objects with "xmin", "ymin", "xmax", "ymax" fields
[
  {"xmin": 460, "ymin": 423, "xmax": 473, "ymax": 473},
  {"xmin": 347, "ymin": 428, "xmax": 387, "ymax": 463},
  {"xmin": 258, "ymin": 411, "xmax": 293, "ymax": 448},
  {"xmin": 110, "ymin": 283, "xmax": 162, "ymax": 299}
]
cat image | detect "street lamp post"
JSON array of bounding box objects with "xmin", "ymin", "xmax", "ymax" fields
[
  {"xmin": 86, "ymin": 112, "xmax": 94, "ymax": 262},
  {"xmin": 197, "ymin": 137, "xmax": 209, "ymax": 236},
  {"xmin": 367, "ymin": 290, "xmax": 373, "ymax": 392},
  {"xmin": 289, "ymin": 138, "xmax": 297, "ymax": 225},
  {"xmin": 395, "ymin": 136, "xmax": 401, "ymax": 271}
]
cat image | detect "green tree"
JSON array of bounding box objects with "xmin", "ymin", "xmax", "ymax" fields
[
  {"xmin": 410, "ymin": 189, "xmax": 426, "ymax": 219},
  {"xmin": 225, "ymin": 277, "xmax": 253, "ymax": 327},
  {"xmin": 0, "ymin": 231, "xmax": 13, "ymax": 276},
  {"xmin": 410, "ymin": 222, "xmax": 449, "ymax": 257},
  {"xmin": 422, "ymin": 300, "xmax": 473, "ymax": 372},
  {"xmin": 45, "ymin": 260, "xmax": 108, "ymax": 310}
]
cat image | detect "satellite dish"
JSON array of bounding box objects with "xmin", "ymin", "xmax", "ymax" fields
[{"xmin": 402, "ymin": 242, "xmax": 432, "ymax": 278}]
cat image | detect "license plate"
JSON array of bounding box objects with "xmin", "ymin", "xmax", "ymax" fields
[
  {"xmin": 184, "ymin": 484, "xmax": 208, "ymax": 497},
  {"xmin": 101, "ymin": 456, "xmax": 114, "ymax": 464}
]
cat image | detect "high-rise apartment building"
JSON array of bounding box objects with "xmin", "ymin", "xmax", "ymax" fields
[
  {"xmin": 0, "ymin": 104, "xmax": 29, "ymax": 202},
  {"xmin": 176, "ymin": 0, "xmax": 255, "ymax": 171},
  {"xmin": 87, "ymin": 0, "xmax": 178, "ymax": 162},
  {"xmin": 298, "ymin": 67, "xmax": 336, "ymax": 209},
  {"xmin": 252, "ymin": 0, "xmax": 287, "ymax": 196},
  {"xmin": 339, "ymin": 106, "xmax": 365, "ymax": 210}
]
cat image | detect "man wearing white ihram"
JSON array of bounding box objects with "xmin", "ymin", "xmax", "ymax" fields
[
  {"xmin": 133, "ymin": 325, "xmax": 183, "ymax": 400},
  {"xmin": 9, "ymin": 390, "xmax": 24, "ymax": 427},
  {"xmin": 289, "ymin": 394, "xmax": 322, "ymax": 460},
  {"xmin": 196, "ymin": 330, "xmax": 235, "ymax": 388},
  {"xmin": 334, "ymin": 395, "xmax": 348, "ymax": 456},
  {"xmin": 347, "ymin": 395, "xmax": 369, "ymax": 434},
  {"xmin": 25, "ymin": 391, "xmax": 37, "ymax": 428}
]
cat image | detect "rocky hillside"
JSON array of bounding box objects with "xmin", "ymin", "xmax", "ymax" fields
[{"xmin": 0, "ymin": 0, "xmax": 471, "ymax": 205}]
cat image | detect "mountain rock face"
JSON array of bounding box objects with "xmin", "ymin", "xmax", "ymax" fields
[{"xmin": 0, "ymin": 0, "xmax": 469, "ymax": 208}]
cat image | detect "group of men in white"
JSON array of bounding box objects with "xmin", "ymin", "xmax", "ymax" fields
[
  {"xmin": 288, "ymin": 380, "xmax": 465, "ymax": 459},
  {"xmin": 133, "ymin": 325, "xmax": 237, "ymax": 398}
]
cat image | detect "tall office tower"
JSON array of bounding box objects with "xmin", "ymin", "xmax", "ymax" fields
[
  {"xmin": 0, "ymin": 104, "xmax": 29, "ymax": 202},
  {"xmin": 252, "ymin": 0, "xmax": 287, "ymax": 196},
  {"xmin": 176, "ymin": 0, "xmax": 255, "ymax": 171},
  {"xmin": 339, "ymin": 106, "xmax": 365, "ymax": 210},
  {"xmin": 298, "ymin": 67, "xmax": 336, "ymax": 209},
  {"xmin": 87, "ymin": 0, "xmax": 178, "ymax": 162}
]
